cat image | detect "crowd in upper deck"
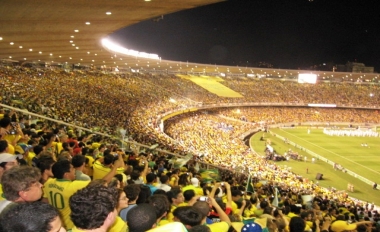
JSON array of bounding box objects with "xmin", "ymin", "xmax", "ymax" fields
[{"xmin": 0, "ymin": 65, "xmax": 379, "ymax": 232}]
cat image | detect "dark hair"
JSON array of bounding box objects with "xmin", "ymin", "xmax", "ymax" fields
[
  {"xmin": 153, "ymin": 189, "xmax": 166, "ymax": 195},
  {"xmin": 103, "ymin": 154, "xmax": 115, "ymax": 165},
  {"xmin": 1, "ymin": 166, "xmax": 41, "ymax": 201},
  {"xmin": 147, "ymin": 194, "xmax": 171, "ymax": 219},
  {"xmin": 184, "ymin": 189, "xmax": 196, "ymax": 202},
  {"xmin": 178, "ymin": 173, "xmax": 189, "ymax": 186},
  {"xmin": 123, "ymin": 184, "xmax": 141, "ymax": 202},
  {"xmin": 188, "ymin": 225, "xmax": 211, "ymax": 232},
  {"xmin": 173, "ymin": 206, "xmax": 203, "ymax": 227},
  {"xmin": 167, "ymin": 187, "xmax": 182, "ymax": 203},
  {"xmin": 52, "ymin": 159, "xmax": 71, "ymax": 179},
  {"xmin": 0, "ymin": 117, "xmax": 11, "ymax": 128},
  {"xmin": 193, "ymin": 201, "xmax": 211, "ymax": 218},
  {"xmin": 36, "ymin": 156, "xmax": 56, "ymax": 174},
  {"xmin": 71, "ymin": 155, "xmax": 85, "ymax": 168},
  {"xmin": 127, "ymin": 204, "xmax": 157, "ymax": 232},
  {"xmin": 33, "ymin": 145, "xmax": 44, "ymax": 156},
  {"xmin": 0, "ymin": 140, "xmax": 8, "ymax": 153},
  {"xmin": 136, "ymin": 185, "xmax": 151, "ymax": 204},
  {"xmin": 0, "ymin": 202, "xmax": 60, "ymax": 232},
  {"xmin": 70, "ymin": 185, "xmax": 117, "ymax": 229},
  {"xmin": 289, "ymin": 216, "xmax": 305, "ymax": 232},
  {"xmin": 146, "ymin": 173, "xmax": 156, "ymax": 183},
  {"xmin": 159, "ymin": 174, "xmax": 169, "ymax": 184}
]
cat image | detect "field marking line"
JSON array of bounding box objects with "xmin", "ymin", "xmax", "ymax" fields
[{"xmin": 279, "ymin": 129, "xmax": 380, "ymax": 175}]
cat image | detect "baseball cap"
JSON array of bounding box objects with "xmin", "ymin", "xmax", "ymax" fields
[
  {"xmin": 330, "ymin": 220, "xmax": 357, "ymax": 232},
  {"xmin": 191, "ymin": 177, "xmax": 199, "ymax": 187},
  {"xmin": 0, "ymin": 153, "xmax": 23, "ymax": 164},
  {"xmin": 232, "ymin": 218, "xmax": 266, "ymax": 232},
  {"xmin": 242, "ymin": 223, "xmax": 263, "ymax": 232},
  {"xmin": 14, "ymin": 144, "xmax": 33, "ymax": 154}
]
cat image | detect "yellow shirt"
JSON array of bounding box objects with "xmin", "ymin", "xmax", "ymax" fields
[
  {"xmin": 84, "ymin": 155, "xmax": 95, "ymax": 177},
  {"xmin": 3, "ymin": 134, "xmax": 19, "ymax": 154},
  {"xmin": 92, "ymin": 160, "xmax": 125, "ymax": 180},
  {"xmin": 207, "ymin": 221, "xmax": 230, "ymax": 232},
  {"xmin": 0, "ymin": 184, "xmax": 5, "ymax": 201},
  {"xmin": 52, "ymin": 142, "xmax": 64, "ymax": 155},
  {"xmin": 27, "ymin": 151, "xmax": 36, "ymax": 166},
  {"xmin": 108, "ymin": 216, "xmax": 128, "ymax": 232},
  {"xmin": 43, "ymin": 178, "xmax": 90, "ymax": 230},
  {"xmin": 166, "ymin": 205, "xmax": 177, "ymax": 222}
]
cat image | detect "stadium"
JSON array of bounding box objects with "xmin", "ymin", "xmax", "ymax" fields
[{"xmin": 1, "ymin": 1, "xmax": 380, "ymax": 231}]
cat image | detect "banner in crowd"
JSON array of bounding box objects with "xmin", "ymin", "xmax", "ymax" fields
[{"xmin": 200, "ymin": 169, "xmax": 220, "ymax": 182}]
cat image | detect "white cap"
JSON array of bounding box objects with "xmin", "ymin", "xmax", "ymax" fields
[
  {"xmin": 0, "ymin": 153, "xmax": 23, "ymax": 164},
  {"xmin": 190, "ymin": 177, "xmax": 199, "ymax": 187}
]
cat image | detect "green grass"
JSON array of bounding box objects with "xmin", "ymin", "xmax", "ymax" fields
[{"xmin": 250, "ymin": 128, "xmax": 380, "ymax": 205}]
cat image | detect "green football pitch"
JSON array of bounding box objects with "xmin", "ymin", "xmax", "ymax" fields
[{"xmin": 250, "ymin": 128, "xmax": 380, "ymax": 205}]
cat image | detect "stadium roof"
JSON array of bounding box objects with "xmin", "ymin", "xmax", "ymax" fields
[
  {"xmin": 0, "ymin": 0, "xmax": 221, "ymax": 67},
  {"xmin": 0, "ymin": 0, "xmax": 379, "ymax": 82}
]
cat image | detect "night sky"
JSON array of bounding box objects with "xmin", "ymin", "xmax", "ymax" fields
[{"xmin": 111, "ymin": 0, "xmax": 380, "ymax": 71}]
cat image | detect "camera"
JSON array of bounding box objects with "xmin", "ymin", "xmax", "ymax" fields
[{"xmin": 199, "ymin": 196, "xmax": 208, "ymax": 201}]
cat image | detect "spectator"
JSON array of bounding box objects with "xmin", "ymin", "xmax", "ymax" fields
[
  {"xmin": 146, "ymin": 173, "xmax": 158, "ymax": 195},
  {"xmin": 127, "ymin": 203, "xmax": 157, "ymax": 232},
  {"xmin": 43, "ymin": 155, "xmax": 124, "ymax": 229},
  {"xmin": 119, "ymin": 184, "xmax": 140, "ymax": 221},
  {"xmin": 71, "ymin": 155, "xmax": 91, "ymax": 181},
  {"xmin": 69, "ymin": 185, "xmax": 118, "ymax": 232},
  {"xmin": 166, "ymin": 187, "xmax": 185, "ymax": 222},
  {"xmin": 0, "ymin": 165, "xmax": 42, "ymax": 214},
  {"xmin": 36, "ymin": 155, "xmax": 56, "ymax": 184},
  {"xmin": 92, "ymin": 154, "xmax": 125, "ymax": 180},
  {"xmin": 159, "ymin": 174, "xmax": 171, "ymax": 192},
  {"xmin": 0, "ymin": 201, "xmax": 66, "ymax": 232},
  {"xmin": 108, "ymin": 188, "xmax": 128, "ymax": 232},
  {"xmin": 147, "ymin": 194, "xmax": 171, "ymax": 226},
  {"xmin": 0, "ymin": 153, "xmax": 22, "ymax": 200}
]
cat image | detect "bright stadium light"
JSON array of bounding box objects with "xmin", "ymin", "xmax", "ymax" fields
[
  {"xmin": 298, "ymin": 73, "xmax": 317, "ymax": 84},
  {"xmin": 101, "ymin": 38, "xmax": 160, "ymax": 60}
]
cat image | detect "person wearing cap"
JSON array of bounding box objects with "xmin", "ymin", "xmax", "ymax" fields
[
  {"xmin": 190, "ymin": 177, "xmax": 204, "ymax": 196},
  {"xmin": 0, "ymin": 152, "xmax": 22, "ymax": 201},
  {"xmin": 0, "ymin": 165, "xmax": 43, "ymax": 214}
]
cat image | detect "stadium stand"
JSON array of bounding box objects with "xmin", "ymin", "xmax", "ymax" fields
[{"xmin": 0, "ymin": 65, "xmax": 379, "ymax": 231}]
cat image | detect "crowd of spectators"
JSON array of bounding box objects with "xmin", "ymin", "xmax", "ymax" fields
[{"xmin": 0, "ymin": 65, "xmax": 379, "ymax": 231}]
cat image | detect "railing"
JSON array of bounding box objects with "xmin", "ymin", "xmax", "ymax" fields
[{"xmin": 0, "ymin": 103, "xmax": 239, "ymax": 176}]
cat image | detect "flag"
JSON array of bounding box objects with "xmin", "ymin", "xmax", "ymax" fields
[
  {"xmin": 272, "ymin": 187, "xmax": 279, "ymax": 207},
  {"xmin": 200, "ymin": 169, "xmax": 220, "ymax": 182},
  {"xmin": 169, "ymin": 154, "xmax": 193, "ymax": 169},
  {"xmin": 245, "ymin": 175, "xmax": 254, "ymax": 193}
]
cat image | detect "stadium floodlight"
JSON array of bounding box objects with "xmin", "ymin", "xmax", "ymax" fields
[
  {"xmin": 298, "ymin": 73, "xmax": 317, "ymax": 84},
  {"xmin": 101, "ymin": 38, "xmax": 160, "ymax": 60}
]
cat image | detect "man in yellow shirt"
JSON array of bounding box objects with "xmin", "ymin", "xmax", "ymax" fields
[
  {"xmin": 43, "ymin": 155, "xmax": 124, "ymax": 230},
  {"xmin": 92, "ymin": 154, "xmax": 125, "ymax": 180}
]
